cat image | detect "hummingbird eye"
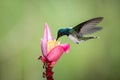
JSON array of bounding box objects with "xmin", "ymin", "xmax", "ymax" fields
[
  {"xmin": 58, "ymin": 29, "xmax": 66, "ymax": 37},
  {"xmin": 58, "ymin": 30, "xmax": 62, "ymax": 34}
]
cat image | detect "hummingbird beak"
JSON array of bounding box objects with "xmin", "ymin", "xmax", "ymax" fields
[{"xmin": 56, "ymin": 36, "xmax": 59, "ymax": 41}]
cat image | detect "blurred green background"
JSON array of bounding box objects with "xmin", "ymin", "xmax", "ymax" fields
[{"xmin": 0, "ymin": 0, "xmax": 120, "ymax": 80}]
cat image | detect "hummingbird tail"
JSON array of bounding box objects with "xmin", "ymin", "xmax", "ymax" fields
[{"xmin": 81, "ymin": 36, "xmax": 99, "ymax": 41}]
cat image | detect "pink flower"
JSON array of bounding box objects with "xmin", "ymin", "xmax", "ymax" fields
[{"xmin": 40, "ymin": 23, "xmax": 70, "ymax": 67}]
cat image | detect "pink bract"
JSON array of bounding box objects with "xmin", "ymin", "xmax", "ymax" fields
[{"xmin": 41, "ymin": 23, "xmax": 70, "ymax": 67}]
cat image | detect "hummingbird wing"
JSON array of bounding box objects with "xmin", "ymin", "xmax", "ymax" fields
[{"xmin": 72, "ymin": 17, "xmax": 103, "ymax": 35}]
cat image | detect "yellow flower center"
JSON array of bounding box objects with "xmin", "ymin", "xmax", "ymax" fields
[{"xmin": 47, "ymin": 40, "xmax": 60, "ymax": 53}]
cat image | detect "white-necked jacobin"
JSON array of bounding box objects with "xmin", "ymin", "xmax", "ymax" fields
[{"xmin": 56, "ymin": 17, "xmax": 103, "ymax": 44}]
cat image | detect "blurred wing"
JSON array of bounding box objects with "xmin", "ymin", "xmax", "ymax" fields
[{"xmin": 73, "ymin": 17, "xmax": 103, "ymax": 35}]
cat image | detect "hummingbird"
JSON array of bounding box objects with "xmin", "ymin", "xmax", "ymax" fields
[{"xmin": 56, "ymin": 17, "xmax": 103, "ymax": 44}]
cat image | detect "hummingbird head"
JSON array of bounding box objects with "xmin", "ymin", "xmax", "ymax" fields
[{"xmin": 56, "ymin": 28, "xmax": 70, "ymax": 40}]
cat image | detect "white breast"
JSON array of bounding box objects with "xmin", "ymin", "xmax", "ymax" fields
[{"xmin": 68, "ymin": 35, "xmax": 80, "ymax": 44}]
